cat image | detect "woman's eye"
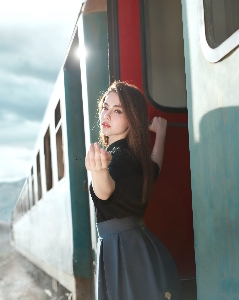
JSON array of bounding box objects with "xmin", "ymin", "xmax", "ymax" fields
[
  {"xmin": 102, "ymin": 106, "xmax": 108, "ymax": 110},
  {"xmin": 115, "ymin": 110, "xmax": 122, "ymax": 114}
]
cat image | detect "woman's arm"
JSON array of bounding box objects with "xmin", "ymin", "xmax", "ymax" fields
[
  {"xmin": 149, "ymin": 117, "xmax": 167, "ymax": 169},
  {"xmin": 85, "ymin": 143, "xmax": 115, "ymax": 200}
]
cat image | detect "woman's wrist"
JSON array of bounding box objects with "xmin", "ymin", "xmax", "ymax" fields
[
  {"xmin": 91, "ymin": 168, "xmax": 115, "ymax": 200},
  {"xmin": 91, "ymin": 168, "xmax": 109, "ymax": 174},
  {"xmin": 155, "ymin": 129, "xmax": 166, "ymax": 140}
]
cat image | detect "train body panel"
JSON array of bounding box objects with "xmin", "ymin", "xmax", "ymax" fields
[
  {"xmin": 11, "ymin": 70, "xmax": 76, "ymax": 293},
  {"xmin": 13, "ymin": 183, "xmax": 72, "ymax": 273},
  {"xmin": 76, "ymin": 8, "xmax": 111, "ymax": 297},
  {"xmin": 12, "ymin": 182, "xmax": 75, "ymax": 291},
  {"xmin": 183, "ymin": 0, "xmax": 239, "ymax": 298}
]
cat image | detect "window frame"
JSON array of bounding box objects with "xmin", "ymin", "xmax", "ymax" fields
[
  {"xmin": 139, "ymin": 0, "xmax": 187, "ymax": 113},
  {"xmin": 31, "ymin": 166, "xmax": 35, "ymax": 206},
  {"xmin": 107, "ymin": 0, "xmax": 120, "ymax": 83},
  {"xmin": 36, "ymin": 152, "xmax": 42, "ymax": 200},
  {"xmin": 55, "ymin": 124, "xmax": 65, "ymax": 181},
  {"xmin": 44, "ymin": 126, "xmax": 53, "ymax": 191},
  {"xmin": 55, "ymin": 100, "xmax": 62, "ymax": 128},
  {"xmin": 199, "ymin": 0, "xmax": 239, "ymax": 62}
]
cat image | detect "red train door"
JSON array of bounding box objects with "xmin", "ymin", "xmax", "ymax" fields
[{"xmin": 110, "ymin": 0, "xmax": 196, "ymax": 292}]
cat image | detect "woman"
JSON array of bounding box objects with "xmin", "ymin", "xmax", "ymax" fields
[{"xmin": 85, "ymin": 81, "xmax": 182, "ymax": 300}]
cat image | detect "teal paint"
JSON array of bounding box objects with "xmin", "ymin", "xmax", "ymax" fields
[
  {"xmin": 181, "ymin": 0, "xmax": 193, "ymax": 117},
  {"xmin": 181, "ymin": 1, "xmax": 239, "ymax": 298},
  {"xmin": 190, "ymin": 107, "xmax": 239, "ymax": 299},
  {"xmin": 64, "ymin": 32, "xmax": 92, "ymax": 279},
  {"xmin": 83, "ymin": 12, "xmax": 109, "ymax": 143}
]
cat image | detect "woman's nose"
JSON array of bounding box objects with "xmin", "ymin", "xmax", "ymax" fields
[{"xmin": 104, "ymin": 111, "xmax": 110, "ymax": 119}]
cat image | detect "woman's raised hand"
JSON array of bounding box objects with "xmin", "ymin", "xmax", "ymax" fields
[
  {"xmin": 149, "ymin": 117, "xmax": 167, "ymax": 168},
  {"xmin": 149, "ymin": 117, "xmax": 167, "ymax": 136},
  {"xmin": 85, "ymin": 143, "xmax": 112, "ymax": 172}
]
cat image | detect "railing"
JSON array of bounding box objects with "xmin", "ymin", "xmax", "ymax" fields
[{"xmin": 11, "ymin": 179, "xmax": 29, "ymax": 224}]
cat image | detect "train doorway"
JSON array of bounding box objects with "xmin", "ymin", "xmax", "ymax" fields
[{"xmin": 114, "ymin": 0, "xmax": 197, "ymax": 298}]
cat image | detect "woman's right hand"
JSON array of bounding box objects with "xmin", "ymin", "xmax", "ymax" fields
[{"xmin": 85, "ymin": 143, "xmax": 112, "ymax": 172}]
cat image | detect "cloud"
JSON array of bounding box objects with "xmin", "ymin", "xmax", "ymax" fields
[
  {"xmin": 0, "ymin": 146, "xmax": 33, "ymax": 181},
  {"xmin": 0, "ymin": 23, "xmax": 70, "ymax": 83},
  {"xmin": 0, "ymin": 0, "xmax": 82, "ymax": 24},
  {"xmin": 0, "ymin": 19, "xmax": 75, "ymax": 121},
  {"xmin": 0, "ymin": 72, "xmax": 52, "ymax": 121},
  {"xmin": 0, "ymin": 8, "xmax": 80, "ymax": 123},
  {"xmin": 0, "ymin": 0, "xmax": 82, "ymax": 182},
  {"xmin": 0, "ymin": 113, "xmax": 41, "ymax": 148},
  {"xmin": 0, "ymin": 116, "xmax": 41, "ymax": 181}
]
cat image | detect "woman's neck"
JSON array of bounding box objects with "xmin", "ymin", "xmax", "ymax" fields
[{"xmin": 108, "ymin": 134, "xmax": 128, "ymax": 146}]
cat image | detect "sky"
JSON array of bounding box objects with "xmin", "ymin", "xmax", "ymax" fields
[{"xmin": 0, "ymin": 0, "xmax": 83, "ymax": 182}]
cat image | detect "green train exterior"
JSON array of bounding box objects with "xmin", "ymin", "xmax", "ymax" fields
[{"xmin": 183, "ymin": 0, "xmax": 239, "ymax": 299}]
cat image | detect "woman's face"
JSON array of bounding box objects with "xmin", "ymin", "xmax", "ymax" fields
[{"xmin": 100, "ymin": 91, "xmax": 129, "ymax": 145}]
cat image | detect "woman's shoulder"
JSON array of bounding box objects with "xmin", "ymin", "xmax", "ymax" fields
[
  {"xmin": 108, "ymin": 139, "xmax": 142, "ymax": 174},
  {"xmin": 107, "ymin": 138, "xmax": 128, "ymax": 153}
]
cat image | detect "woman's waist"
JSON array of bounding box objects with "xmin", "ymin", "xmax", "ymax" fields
[{"xmin": 97, "ymin": 216, "xmax": 145, "ymax": 238}]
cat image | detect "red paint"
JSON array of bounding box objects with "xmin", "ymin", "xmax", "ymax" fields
[
  {"xmin": 117, "ymin": 0, "xmax": 195, "ymax": 278},
  {"xmin": 118, "ymin": 0, "xmax": 143, "ymax": 88}
]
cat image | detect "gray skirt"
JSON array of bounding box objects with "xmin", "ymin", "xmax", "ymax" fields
[{"xmin": 96, "ymin": 216, "xmax": 183, "ymax": 300}]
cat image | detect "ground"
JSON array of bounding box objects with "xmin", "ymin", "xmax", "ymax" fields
[{"xmin": 0, "ymin": 221, "xmax": 71, "ymax": 300}]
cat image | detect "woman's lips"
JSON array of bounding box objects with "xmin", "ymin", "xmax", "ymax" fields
[{"xmin": 102, "ymin": 122, "xmax": 111, "ymax": 128}]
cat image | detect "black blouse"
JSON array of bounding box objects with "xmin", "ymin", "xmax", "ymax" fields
[{"xmin": 90, "ymin": 139, "xmax": 160, "ymax": 223}]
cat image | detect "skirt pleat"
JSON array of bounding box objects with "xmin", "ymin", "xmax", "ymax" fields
[{"xmin": 97, "ymin": 216, "xmax": 182, "ymax": 300}]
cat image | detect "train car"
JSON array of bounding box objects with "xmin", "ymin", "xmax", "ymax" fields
[
  {"xmin": 11, "ymin": 0, "xmax": 239, "ymax": 299},
  {"xmin": 184, "ymin": 0, "xmax": 239, "ymax": 299},
  {"xmin": 11, "ymin": 37, "xmax": 94, "ymax": 299}
]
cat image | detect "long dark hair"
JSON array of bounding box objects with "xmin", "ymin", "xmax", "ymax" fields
[{"xmin": 98, "ymin": 81, "xmax": 153, "ymax": 203}]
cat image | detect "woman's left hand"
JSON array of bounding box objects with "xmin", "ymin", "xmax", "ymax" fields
[
  {"xmin": 149, "ymin": 117, "xmax": 167, "ymax": 168},
  {"xmin": 149, "ymin": 117, "xmax": 167, "ymax": 136}
]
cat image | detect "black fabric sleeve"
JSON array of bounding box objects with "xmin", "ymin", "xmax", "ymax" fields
[
  {"xmin": 90, "ymin": 149, "xmax": 135, "ymax": 204},
  {"xmin": 90, "ymin": 182, "xmax": 114, "ymax": 205}
]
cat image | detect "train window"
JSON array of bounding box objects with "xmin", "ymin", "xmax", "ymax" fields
[
  {"xmin": 203, "ymin": 0, "xmax": 239, "ymax": 48},
  {"xmin": 55, "ymin": 100, "xmax": 61, "ymax": 127},
  {"xmin": 44, "ymin": 127, "xmax": 53, "ymax": 191},
  {"xmin": 23, "ymin": 185, "xmax": 28, "ymax": 214},
  {"xmin": 140, "ymin": 0, "xmax": 187, "ymax": 112},
  {"xmin": 36, "ymin": 152, "xmax": 42, "ymax": 200},
  {"xmin": 27, "ymin": 178, "xmax": 31, "ymax": 210},
  {"xmin": 56, "ymin": 126, "xmax": 65, "ymax": 180},
  {"xmin": 31, "ymin": 167, "xmax": 35, "ymax": 206}
]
